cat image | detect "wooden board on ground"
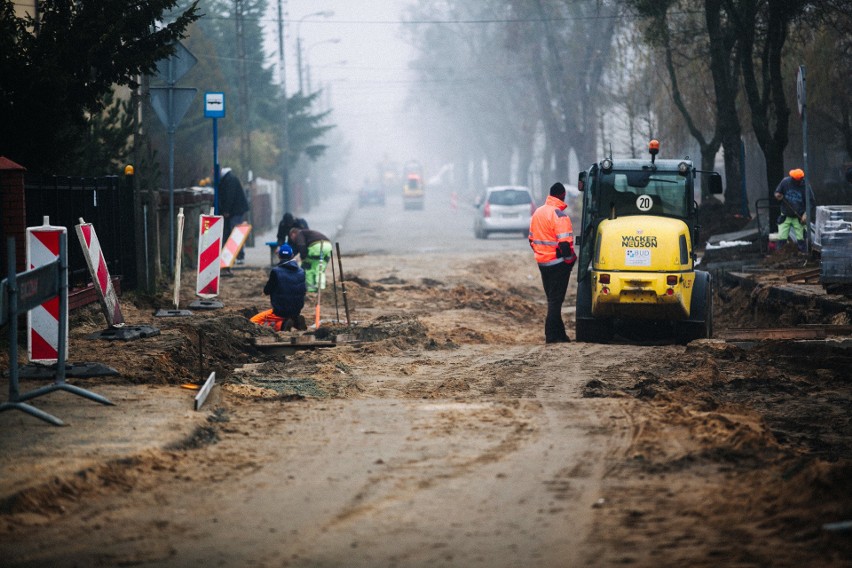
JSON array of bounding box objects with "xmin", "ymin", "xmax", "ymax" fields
[{"xmin": 722, "ymin": 325, "xmax": 852, "ymax": 340}]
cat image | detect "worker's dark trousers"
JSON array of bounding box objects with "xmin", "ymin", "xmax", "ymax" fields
[{"xmin": 539, "ymin": 261, "xmax": 573, "ymax": 343}]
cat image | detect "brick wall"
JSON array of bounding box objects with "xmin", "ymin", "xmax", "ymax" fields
[{"xmin": 0, "ymin": 156, "xmax": 27, "ymax": 277}]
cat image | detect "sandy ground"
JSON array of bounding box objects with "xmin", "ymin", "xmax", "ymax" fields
[{"xmin": 1, "ymin": 192, "xmax": 850, "ymax": 567}]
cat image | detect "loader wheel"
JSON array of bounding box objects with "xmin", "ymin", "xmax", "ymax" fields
[
  {"xmin": 575, "ymin": 277, "xmax": 613, "ymax": 342},
  {"xmin": 576, "ymin": 318, "xmax": 614, "ymax": 343},
  {"xmin": 676, "ymin": 272, "xmax": 713, "ymax": 344}
]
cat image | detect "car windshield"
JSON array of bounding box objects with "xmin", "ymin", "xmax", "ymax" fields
[
  {"xmin": 597, "ymin": 170, "xmax": 688, "ymax": 218},
  {"xmin": 489, "ymin": 189, "xmax": 531, "ymax": 206}
]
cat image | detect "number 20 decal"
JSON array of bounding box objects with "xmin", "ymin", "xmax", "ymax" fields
[{"xmin": 636, "ymin": 195, "xmax": 652, "ymax": 211}]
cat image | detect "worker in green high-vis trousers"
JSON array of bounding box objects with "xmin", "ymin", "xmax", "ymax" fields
[{"xmin": 288, "ymin": 228, "xmax": 332, "ymax": 293}]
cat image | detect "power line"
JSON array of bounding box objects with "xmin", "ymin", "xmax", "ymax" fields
[{"xmin": 199, "ymin": 11, "xmax": 700, "ymax": 26}]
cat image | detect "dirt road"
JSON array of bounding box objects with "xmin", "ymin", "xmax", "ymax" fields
[{"xmin": 1, "ymin": 187, "xmax": 850, "ymax": 566}]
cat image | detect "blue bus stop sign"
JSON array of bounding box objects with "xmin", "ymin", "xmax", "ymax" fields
[{"xmin": 205, "ymin": 92, "xmax": 226, "ymax": 118}]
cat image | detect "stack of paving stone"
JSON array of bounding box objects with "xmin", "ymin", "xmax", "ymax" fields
[{"xmin": 817, "ymin": 206, "xmax": 852, "ymax": 289}]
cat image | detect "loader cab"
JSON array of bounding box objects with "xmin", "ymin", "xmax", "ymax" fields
[
  {"xmin": 577, "ymin": 158, "xmax": 698, "ymax": 283},
  {"xmin": 576, "ymin": 142, "xmax": 723, "ymax": 284}
]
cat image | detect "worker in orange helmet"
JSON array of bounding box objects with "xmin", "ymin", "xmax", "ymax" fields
[
  {"xmin": 529, "ymin": 182, "xmax": 577, "ymax": 343},
  {"xmin": 774, "ymin": 168, "xmax": 815, "ymax": 253}
]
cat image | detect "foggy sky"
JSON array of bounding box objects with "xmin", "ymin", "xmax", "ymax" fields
[{"xmin": 266, "ymin": 0, "xmax": 420, "ymax": 188}]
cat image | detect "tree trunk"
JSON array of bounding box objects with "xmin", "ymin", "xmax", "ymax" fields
[
  {"xmin": 532, "ymin": 0, "xmax": 611, "ymax": 177},
  {"xmin": 485, "ymin": 141, "xmax": 513, "ymax": 186},
  {"xmin": 705, "ymin": 0, "xmax": 743, "ymax": 210},
  {"xmin": 574, "ymin": 8, "xmax": 614, "ymax": 168},
  {"xmin": 765, "ymin": 5, "xmax": 791, "ymax": 193},
  {"xmin": 659, "ymin": 10, "xmax": 722, "ymax": 202},
  {"xmin": 517, "ymin": 126, "xmax": 535, "ymax": 189},
  {"xmin": 720, "ymin": 128, "xmax": 743, "ymax": 207},
  {"xmin": 739, "ymin": 0, "xmax": 792, "ymax": 205},
  {"xmin": 527, "ymin": 21, "xmax": 565, "ymax": 185},
  {"xmin": 700, "ymin": 147, "xmax": 718, "ymax": 190}
]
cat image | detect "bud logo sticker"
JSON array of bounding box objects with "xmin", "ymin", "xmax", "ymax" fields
[{"xmin": 625, "ymin": 248, "xmax": 652, "ymax": 266}]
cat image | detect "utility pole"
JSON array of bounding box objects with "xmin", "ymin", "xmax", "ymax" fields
[
  {"xmin": 277, "ymin": 0, "xmax": 290, "ymax": 214},
  {"xmin": 235, "ymin": 0, "xmax": 251, "ymax": 175},
  {"xmin": 297, "ymin": 36, "xmax": 303, "ymax": 93},
  {"xmin": 33, "ymin": 0, "xmax": 41, "ymax": 34},
  {"xmin": 295, "ymin": 12, "xmax": 334, "ymax": 94},
  {"xmin": 798, "ymin": 65, "xmax": 810, "ymax": 252}
]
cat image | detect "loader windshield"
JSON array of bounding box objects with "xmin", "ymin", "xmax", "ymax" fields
[{"xmin": 597, "ymin": 170, "xmax": 689, "ymax": 219}]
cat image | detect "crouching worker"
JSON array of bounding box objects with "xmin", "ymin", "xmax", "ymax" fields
[
  {"xmin": 250, "ymin": 244, "xmax": 307, "ymax": 331},
  {"xmin": 288, "ymin": 228, "xmax": 332, "ymax": 293}
]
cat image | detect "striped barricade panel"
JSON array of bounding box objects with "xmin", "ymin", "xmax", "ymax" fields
[
  {"xmin": 75, "ymin": 219, "xmax": 124, "ymax": 327},
  {"xmin": 26, "ymin": 220, "xmax": 67, "ymax": 362},
  {"xmin": 220, "ymin": 223, "xmax": 252, "ymax": 269},
  {"xmin": 197, "ymin": 214, "xmax": 224, "ymax": 298}
]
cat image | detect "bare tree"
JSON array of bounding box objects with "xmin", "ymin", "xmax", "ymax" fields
[
  {"xmin": 403, "ymin": 0, "xmax": 539, "ymax": 191},
  {"xmin": 804, "ymin": 5, "xmax": 852, "ymax": 161},
  {"xmin": 736, "ymin": 0, "xmax": 803, "ymax": 200},
  {"xmin": 628, "ymin": 0, "xmax": 744, "ymax": 206},
  {"xmin": 514, "ymin": 0, "xmax": 616, "ymax": 177}
]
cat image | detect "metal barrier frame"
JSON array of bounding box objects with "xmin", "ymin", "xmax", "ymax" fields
[{"xmin": 1, "ymin": 236, "xmax": 113, "ymax": 426}]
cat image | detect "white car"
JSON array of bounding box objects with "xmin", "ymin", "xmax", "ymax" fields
[{"xmin": 474, "ymin": 185, "xmax": 536, "ymax": 239}]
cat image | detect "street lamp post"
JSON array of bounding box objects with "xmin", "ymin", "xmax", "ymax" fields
[
  {"xmin": 312, "ymin": 61, "xmax": 346, "ymax": 112},
  {"xmin": 305, "ymin": 39, "xmax": 341, "ymax": 94},
  {"xmin": 275, "ymin": 7, "xmax": 332, "ymax": 217},
  {"xmin": 276, "ymin": 0, "xmax": 291, "ymax": 214},
  {"xmin": 296, "ymin": 10, "xmax": 333, "ymax": 93}
]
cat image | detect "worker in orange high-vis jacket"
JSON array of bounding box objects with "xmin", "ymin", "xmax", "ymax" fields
[{"xmin": 529, "ymin": 182, "xmax": 577, "ymax": 343}]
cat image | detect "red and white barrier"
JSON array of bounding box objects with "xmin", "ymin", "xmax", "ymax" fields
[
  {"xmin": 75, "ymin": 218, "xmax": 124, "ymax": 328},
  {"xmin": 26, "ymin": 217, "xmax": 67, "ymax": 363},
  {"xmin": 196, "ymin": 214, "xmax": 224, "ymax": 297},
  {"xmin": 220, "ymin": 222, "xmax": 252, "ymax": 269}
]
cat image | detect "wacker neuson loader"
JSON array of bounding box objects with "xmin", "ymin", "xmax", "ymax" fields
[{"xmin": 574, "ymin": 140, "xmax": 723, "ymax": 343}]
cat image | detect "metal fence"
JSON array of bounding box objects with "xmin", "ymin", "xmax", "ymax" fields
[{"xmin": 24, "ymin": 174, "xmax": 137, "ymax": 290}]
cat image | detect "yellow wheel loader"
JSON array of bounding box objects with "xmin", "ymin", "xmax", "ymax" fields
[
  {"xmin": 574, "ymin": 141, "xmax": 723, "ymax": 344},
  {"xmin": 403, "ymin": 173, "xmax": 425, "ymax": 210},
  {"xmin": 402, "ymin": 160, "xmax": 425, "ymax": 210}
]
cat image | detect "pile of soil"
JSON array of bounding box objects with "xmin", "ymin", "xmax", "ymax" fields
[
  {"xmin": 582, "ymin": 338, "xmax": 852, "ymax": 565},
  {"xmin": 579, "ymin": 260, "xmax": 852, "ymax": 566}
]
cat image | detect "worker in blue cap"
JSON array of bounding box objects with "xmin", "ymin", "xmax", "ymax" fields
[{"xmin": 251, "ymin": 244, "xmax": 307, "ymax": 331}]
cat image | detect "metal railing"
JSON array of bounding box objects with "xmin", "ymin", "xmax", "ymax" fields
[{"xmin": 24, "ymin": 174, "xmax": 137, "ymax": 290}]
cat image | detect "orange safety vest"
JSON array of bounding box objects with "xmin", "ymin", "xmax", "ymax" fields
[{"xmin": 528, "ymin": 195, "xmax": 575, "ymax": 266}]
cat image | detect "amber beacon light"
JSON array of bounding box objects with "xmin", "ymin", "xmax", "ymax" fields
[{"xmin": 649, "ymin": 140, "xmax": 660, "ymax": 163}]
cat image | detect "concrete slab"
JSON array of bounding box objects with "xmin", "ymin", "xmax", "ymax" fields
[
  {"xmin": 87, "ymin": 325, "xmax": 161, "ymax": 341},
  {"xmin": 18, "ymin": 362, "xmax": 119, "ymax": 379}
]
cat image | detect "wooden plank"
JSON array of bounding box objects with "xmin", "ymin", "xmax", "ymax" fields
[
  {"xmin": 254, "ymin": 338, "xmax": 335, "ymax": 350},
  {"xmin": 722, "ymin": 325, "xmax": 852, "ymax": 340},
  {"xmin": 68, "ymin": 276, "xmax": 121, "ymax": 311},
  {"xmin": 786, "ymin": 268, "xmax": 821, "ymax": 283}
]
